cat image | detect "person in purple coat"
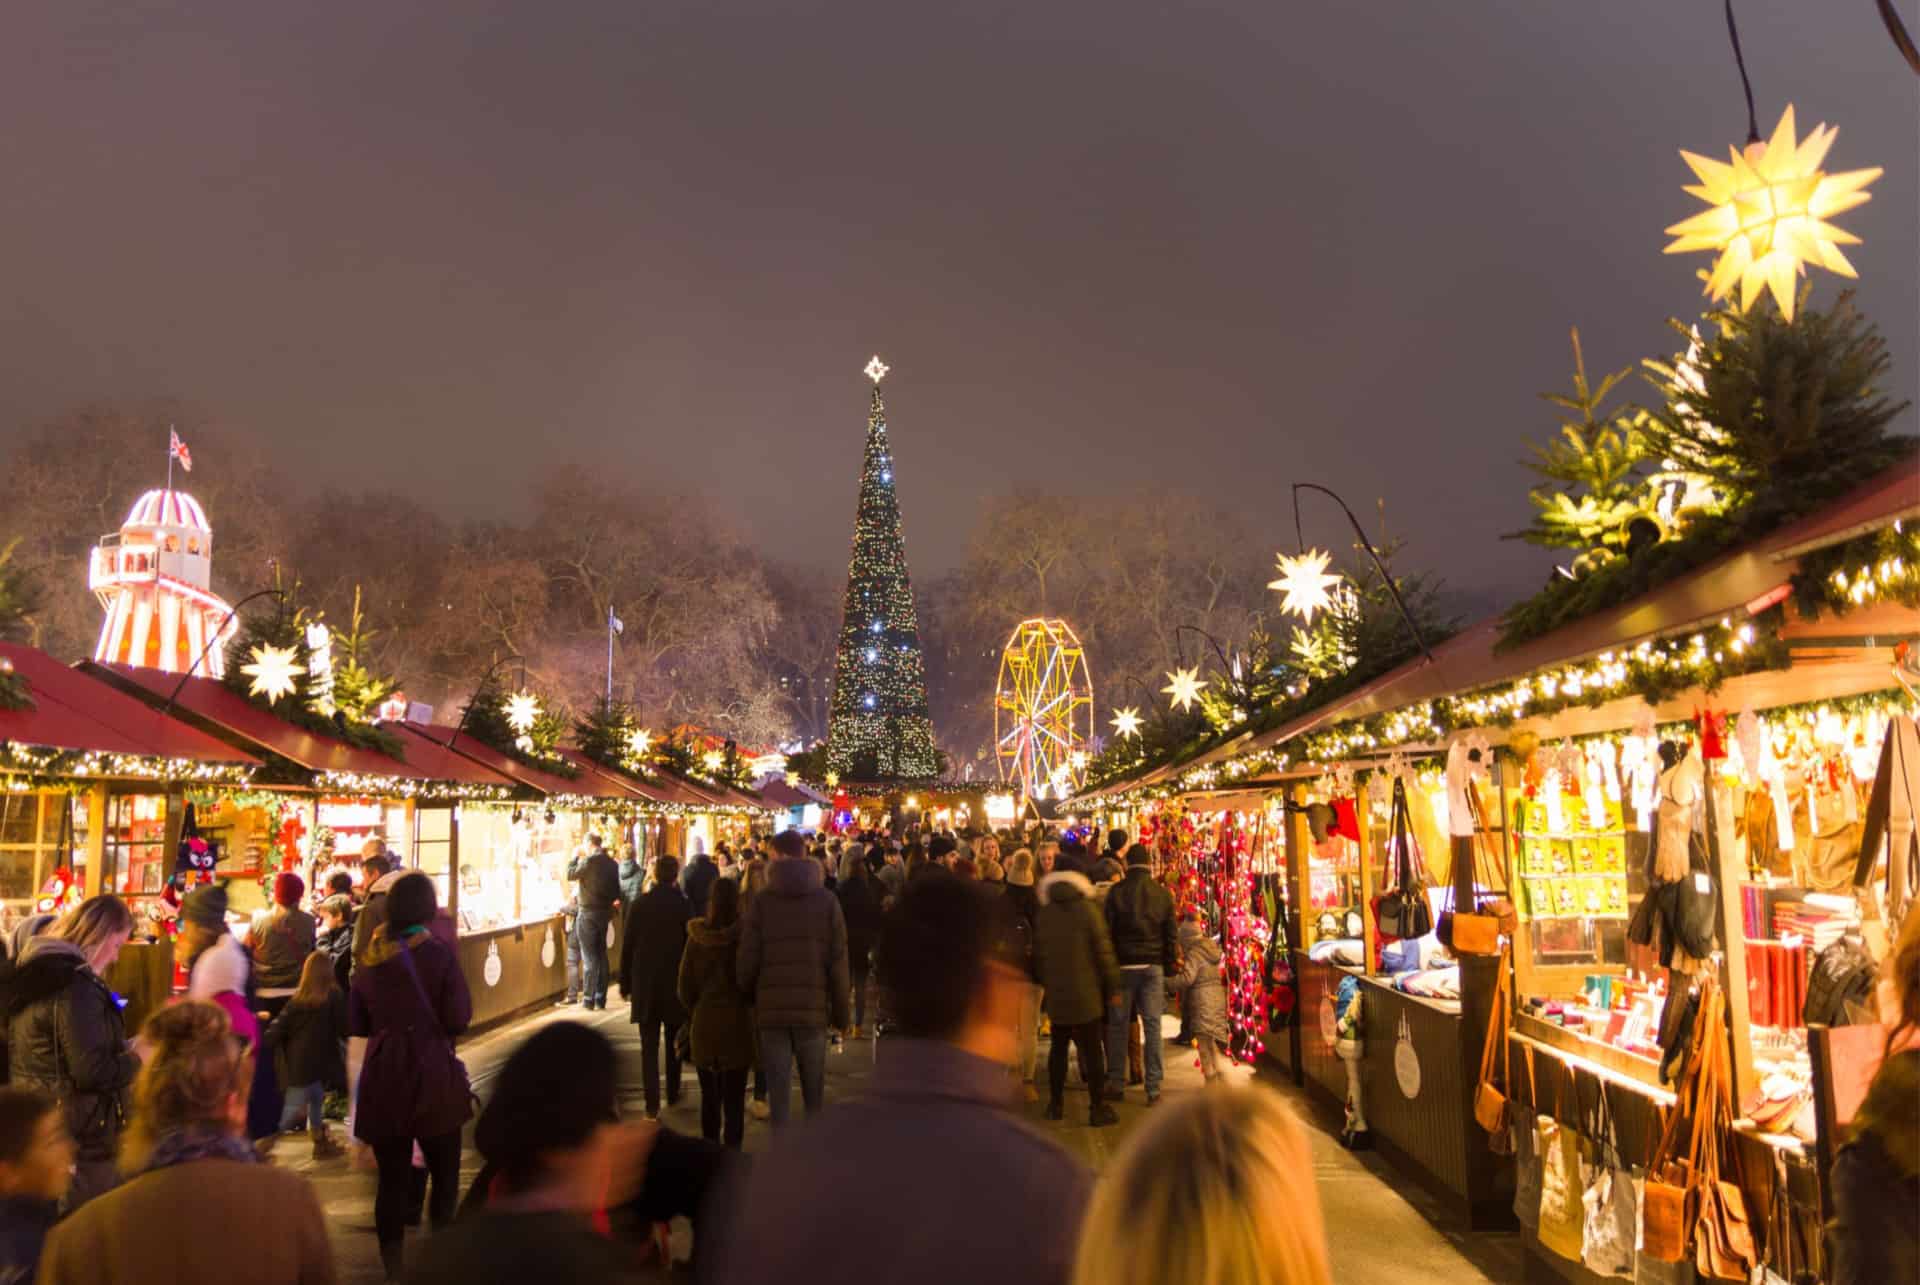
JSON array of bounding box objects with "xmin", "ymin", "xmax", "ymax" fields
[{"xmin": 349, "ymin": 872, "xmax": 473, "ymax": 1281}]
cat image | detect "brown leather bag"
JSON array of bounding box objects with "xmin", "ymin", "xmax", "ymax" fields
[
  {"xmin": 1473, "ymin": 955, "xmax": 1511, "ymax": 1142},
  {"xmin": 1693, "ymin": 1021, "xmax": 1756, "ymax": 1281},
  {"xmin": 1642, "ymin": 983, "xmax": 1724, "ymax": 1264}
]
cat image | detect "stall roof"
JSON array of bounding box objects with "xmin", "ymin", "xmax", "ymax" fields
[
  {"xmin": 757, "ymin": 779, "xmax": 822, "ymax": 808},
  {"xmin": 554, "ymin": 750, "xmax": 692, "ymax": 808},
  {"xmin": 88, "ymin": 663, "xmax": 506, "ymax": 787},
  {"xmin": 393, "ymin": 724, "xmax": 630, "ymax": 799},
  {"xmin": 1087, "ymin": 455, "xmax": 1919, "ymax": 795},
  {"xmin": 0, "ymin": 644, "xmax": 259, "ymax": 771}
]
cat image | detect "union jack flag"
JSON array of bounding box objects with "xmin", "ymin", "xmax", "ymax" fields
[{"xmin": 169, "ymin": 429, "xmax": 192, "ymax": 473}]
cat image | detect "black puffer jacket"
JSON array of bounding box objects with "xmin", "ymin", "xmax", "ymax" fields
[
  {"xmin": 738, "ymin": 857, "xmax": 850, "ymax": 1031},
  {"xmin": 3, "ymin": 940, "xmax": 137, "ymax": 1163},
  {"xmin": 1105, "ymin": 865, "xmax": 1176, "ymax": 970}
]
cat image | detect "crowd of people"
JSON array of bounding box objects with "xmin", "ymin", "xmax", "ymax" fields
[{"xmin": 0, "ymin": 818, "xmax": 1906, "ymax": 1285}]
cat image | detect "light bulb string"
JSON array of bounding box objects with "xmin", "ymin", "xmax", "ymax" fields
[{"xmin": 1723, "ymin": 0, "xmax": 1761, "ymax": 146}]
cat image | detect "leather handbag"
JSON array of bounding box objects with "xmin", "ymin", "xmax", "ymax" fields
[
  {"xmin": 1691, "ymin": 1019, "xmax": 1755, "ymax": 1281},
  {"xmin": 1512, "ymin": 1044, "xmax": 1543, "ymax": 1230},
  {"xmin": 1374, "ymin": 778, "xmax": 1433, "ymax": 940},
  {"xmin": 1473, "ymin": 953, "xmax": 1511, "ymax": 1142}
]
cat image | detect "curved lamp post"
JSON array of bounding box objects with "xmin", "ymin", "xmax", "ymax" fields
[{"xmin": 1289, "ymin": 482, "xmax": 1434, "ymax": 666}]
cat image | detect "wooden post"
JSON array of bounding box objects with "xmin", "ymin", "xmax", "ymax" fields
[
  {"xmin": 1496, "ymin": 757, "xmax": 1535, "ymax": 1003},
  {"xmin": 447, "ymin": 802, "xmax": 461, "ymax": 930},
  {"xmin": 1285, "ymin": 783, "xmax": 1310, "ymax": 950},
  {"xmin": 1704, "ymin": 770, "xmax": 1756, "ymax": 1104},
  {"xmin": 1357, "ymin": 771, "xmax": 1378, "ymax": 972},
  {"xmin": 82, "ymin": 786, "xmax": 106, "ymax": 898}
]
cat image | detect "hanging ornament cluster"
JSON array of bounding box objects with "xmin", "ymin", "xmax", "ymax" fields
[
  {"xmin": 1268, "ymin": 549, "xmax": 1344, "ymax": 623},
  {"xmin": 1665, "ymin": 105, "xmax": 1880, "ymax": 321}
]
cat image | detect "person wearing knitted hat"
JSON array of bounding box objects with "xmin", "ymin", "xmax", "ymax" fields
[{"xmin": 247, "ymin": 871, "xmax": 317, "ymax": 1020}]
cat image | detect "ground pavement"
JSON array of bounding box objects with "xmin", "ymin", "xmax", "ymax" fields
[{"xmin": 291, "ymin": 1004, "xmax": 1521, "ymax": 1283}]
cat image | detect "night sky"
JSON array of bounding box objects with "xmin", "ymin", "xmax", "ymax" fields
[{"xmin": 3, "ymin": 2, "xmax": 1914, "ymax": 600}]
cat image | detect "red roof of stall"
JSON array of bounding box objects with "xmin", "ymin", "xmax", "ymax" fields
[
  {"xmin": 87, "ymin": 664, "xmax": 507, "ymax": 787},
  {"xmin": 397, "ymin": 724, "xmax": 637, "ymax": 801},
  {"xmin": 554, "ymin": 750, "xmax": 689, "ymax": 807},
  {"xmin": 0, "ymin": 644, "xmax": 258, "ymax": 771}
]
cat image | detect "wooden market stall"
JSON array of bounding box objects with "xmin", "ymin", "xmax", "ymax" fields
[{"xmin": 0, "ymin": 643, "xmax": 261, "ymax": 1029}]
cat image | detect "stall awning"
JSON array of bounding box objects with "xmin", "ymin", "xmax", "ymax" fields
[
  {"xmin": 553, "ymin": 751, "xmax": 695, "ymax": 809},
  {"xmin": 88, "ymin": 663, "xmax": 509, "ymax": 794},
  {"xmin": 398, "ymin": 723, "xmax": 630, "ymax": 802},
  {"xmin": 0, "ymin": 644, "xmax": 258, "ymax": 776},
  {"xmin": 757, "ymin": 779, "xmax": 823, "ymax": 808}
]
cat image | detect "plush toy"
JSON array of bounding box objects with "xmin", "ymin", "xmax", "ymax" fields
[{"xmin": 34, "ymin": 867, "xmax": 78, "ymax": 917}]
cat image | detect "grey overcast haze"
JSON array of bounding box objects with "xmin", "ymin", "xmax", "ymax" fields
[{"xmin": 2, "ymin": 1, "xmax": 1914, "ymax": 602}]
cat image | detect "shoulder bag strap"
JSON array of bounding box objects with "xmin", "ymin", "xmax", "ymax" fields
[
  {"xmin": 397, "ymin": 942, "xmax": 448, "ymax": 1041},
  {"xmin": 1478, "ymin": 966, "xmax": 1507, "ymax": 1088},
  {"xmin": 1391, "ymin": 778, "xmax": 1414, "ymax": 890}
]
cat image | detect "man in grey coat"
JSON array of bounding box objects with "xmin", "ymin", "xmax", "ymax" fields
[
  {"xmin": 714, "ymin": 877, "xmax": 1090, "ymax": 1285},
  {"xmin": 738, "ymin": 829, "xmax": 850, "ymax": 1126}
]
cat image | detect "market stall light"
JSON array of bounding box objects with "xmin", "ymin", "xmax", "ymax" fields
[
  {"xmin": 1162, "ymin": 667, "xmax": 1205, "ymax": 712},
  {"xmin": 241, "ymin": 643, "xmax": 305, "ymax": 703},
  {"xmin": 504, "ymin": 691, "xmax": 542, "ymax": 736},
  {"xmin": 701, "ymin": 750, "xmax": 725, "ymax": 774},
  {"xmin": 1110, "ymin": 706, "xmax": 1143, "ymax": 739},
  {"xmin": 1664, "ymin": 105, "xmax": 1881, "ymax": 321},
  {"xmin": 1268, "ymin": 549, "xmax": 1343, "ymax": 623}
]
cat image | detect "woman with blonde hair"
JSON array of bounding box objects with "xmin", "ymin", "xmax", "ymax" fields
[
  {"xmin": 1073, "ymin": 1085, "xmax": 1331, "ymax": 1285},
  {"xmin": 39, "ymin": 1001, "xmax": 334, "ymax": 1284},
  {"xmin": 3, "ymin": 895, "xmax": 137, "ymax": 1208}
]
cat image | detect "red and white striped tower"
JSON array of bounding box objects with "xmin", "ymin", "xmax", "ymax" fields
[{"xmin": 88, "ymin": 489, "xmax": 238, "ymax": 677}]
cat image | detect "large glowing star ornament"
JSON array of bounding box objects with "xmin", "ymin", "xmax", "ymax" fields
[
  {"xmin": 1664, "ymin": 106, "xmax": 1880, "ymax": 322},
  {"xmin": 241, "ymin": 644, "xmax": 305, "ymax": 703},
  {"xmin": 1269, "ymin": 549, "xmax": 1343, "ymax": 623},
  {"xmin": 1162, "ymin": 667, "xmax": 1205, "ymax": 712},
  {"xmin": 701, "ymin": 750, "xmax": 725, "ymax": 774},
  {"xmin": 627, "ymin": 727, "xmax": 653, "ymax": 758},
  {"xmin": 504, "ymin": 692, "xmax": 542, "ymax": 736},
  {"xmin": 1111, "ymin": 706, "xmax": 1144, "ymax": 740},
  {"xmin": 863, "ymin": 355, "xmax": 889, "ymax": 384}
]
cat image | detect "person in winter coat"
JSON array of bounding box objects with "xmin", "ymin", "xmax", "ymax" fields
[
  {"xmin": 617, "ymin": 844, "xmax": 646, "ymax": 908},
  {"xmin": 678, "ymin": 878, "xmax": 757, "ymax": 1148},
  {"xmin": 262, "ymin": 951, "xmax": 348, "ymax": 1159},
  {"xmin": 350, "ymin": 873, "xmax": 472, "ymax": 1281},
  {"xmin": 1032, "ymin": 871, "xmax": 1120, "ymax": 1126},
  {"xmin": 316, "ymin": 895, "xmax": 354, "ymax": 993},
  {"xmin": 1830, "ymin": 903, "xmax": 1920, "ymax": 1285},
  {"xmin": 738, "ymin": 830, "xmax": 850, "ymax": 1128},
  {"xmin": 620, "ymin": 856, "xmax": 691, "ymax": 1119},
  {"xmin": 38, "ymin": 1001, "xmax": 335, "ymax": 1285},
  {"xmin": 1104, "ymin": 845, "xmax": 1175, "ymax": 1105},
  {"xmin": 3, "ymin": 897, "xmax": 136, "ymax": 1210},
  {"xmin": 179, "ymin": 884, "xmax": 252, "ymax": 1038},
  {"xmin": 834, "ymin": 852, "xmax": 883, "ymax": 1039},
  {"xmin": 1171, "ymin": 915, "xmax": 1229, "ymax": 1083},
  {"xmin": 680, "ymin": 848, "xmax": 720, "ymax": 918},
  {"xmin": 1004, "ymin": 851, "xmax": 1043, "ymax": 1098},
  {"xmin": 0, "ymin": 1087, "xmax": 73, "ymax": 1283},
  {"xmin": 568, "ymin": 835, "xmax": 624, "ymax": 1011},
  {"xmin": 248, "ymin": 871, "xmax": 317, "ymax": 1018}
]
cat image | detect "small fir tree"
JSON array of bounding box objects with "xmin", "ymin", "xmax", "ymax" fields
[{"xmin": 1509, "ymin": 329, "xmax": 1651, "ymax": 553}]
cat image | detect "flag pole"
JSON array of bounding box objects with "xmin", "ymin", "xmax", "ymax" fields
[
  {"xmin": 166, "ymin": 425, "xmax": 174, "ymax": 493},
  {"xmin": 606, "ymin": 603, "xmax": 616, "ymax": 705}
]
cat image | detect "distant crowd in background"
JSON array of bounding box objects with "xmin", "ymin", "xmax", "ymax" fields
[{"xmin": 0, "ymin": 815, "xmax": 1908, "ymax": 1284}]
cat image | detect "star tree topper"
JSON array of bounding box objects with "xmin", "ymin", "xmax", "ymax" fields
[
  {"xmin": 863, "ymin": 355, "xmax": 889, "ymax": 384},
  {"xmin": 1162, "ymin": 667, "xmax": 1205, "ymax": 712},
  {"xmin": 504, "ymin": 692, "xmax": 542, "ymax": 736},
  {"xmin": 1111, "ymin": 706, "xmax": 1144, "ymax": 740},
  {"xmin": 1664, "ymin": 105, "xmax": 1880, "ymax": 322},
  {"xmin": 1269, "ymin": 549, "xmax": 1344, "ymax": 623},
  {"xmin": 242, "ymin": 643, "xmax": 305, "ymax": 703}
]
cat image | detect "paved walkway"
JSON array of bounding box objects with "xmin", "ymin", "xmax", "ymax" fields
[{"xmin": 291, "ymin": 1005, "xmax": 1520, "ymax": 1283}]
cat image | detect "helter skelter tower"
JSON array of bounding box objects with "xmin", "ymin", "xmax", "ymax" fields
[
  {"xmin": 823, "ymin": 357, "xmax": 939, "ymax": 780},
  {"xmin": 89, "ymin": 489, "xmax": 237, "ymax": 677}
]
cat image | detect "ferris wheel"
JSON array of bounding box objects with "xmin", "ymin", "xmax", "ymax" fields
[{"xmin": 994, "ymin": 618, "xmax": 1095, "ymax": 800}]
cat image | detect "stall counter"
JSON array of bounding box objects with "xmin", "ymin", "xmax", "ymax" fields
[{"xmin": 458, "ymin": 912, "xmax": 627, "ymax": 1029}]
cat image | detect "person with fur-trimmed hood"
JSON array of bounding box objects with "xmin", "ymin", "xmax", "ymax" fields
[{"xmin": 1032, "ymin": 870, "xmax": 1120, "ymax": 1127}]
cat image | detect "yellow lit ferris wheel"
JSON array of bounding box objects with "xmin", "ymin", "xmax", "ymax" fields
[{"xmin": 994, "ymin": 618, "xmax": 1094, "ymax": 800}]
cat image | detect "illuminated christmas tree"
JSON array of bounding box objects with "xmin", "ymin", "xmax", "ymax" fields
[{"xmin": 824, "ymin": 357, "xmax": 939, "ymax": 780}]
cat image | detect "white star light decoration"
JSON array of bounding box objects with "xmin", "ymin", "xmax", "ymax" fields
[
  {"xmin": 504, "ymin": 691, "xmax": 542, "ymax": 736},
  {"xmin": 1111, "ymin": 706, "xmax": 1144, "ymax": 740},
  {"xmin": 864, "ymin": 355, "xmax": 889, "ymax": 384},
  {"xmin": 1162, "ymin": 667, "xmax": 1205, "ymax": 712},
  {"xmin": 824, "ymin": 771, "xmax": 841, "ymax": 790},
  {"xmin": 1664, "ymin": 105, "xmax": 1880, "ymax": 322},
  {"xmin": 241, "ymin": 643, "xmax": 305, "ymax": 703},
  {"xmin": 626, "ymin": 727, "xmax": 653, "ymax": 759},
  {"xmin": 1269, "ymin": 549, "xmax": 1344, "ymax": 623},
  {"xmin": 701, "ymin": 749, "xmax": 725, "ymax": 774}
]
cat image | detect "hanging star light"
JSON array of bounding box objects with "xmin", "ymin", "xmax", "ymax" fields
[
  {"xmin": 1268, "ymin": 549, "xmax": 1344, "ymax": 623},
  {"xmin": 701, "ymin": 749, "xmax": 725, "ymax": 774},
  {"xmin": 241, "ymin": 643, "xmax": 305, "ymax": 703},
  {"xmin": 1664, "ymin": 105, "xmax": 1881, "ymax": 321},
  {"xmin": 824, "ymin": 770, "xmax": 840, "ymax": 790},
  {"xmin": 1162, "ymin": 667, "xmax": 1205, "ymax": 712},
  {"xmin": 626, "ymin": 727, "xmax": 653, "ymax": 759},
  {"xmin": 1111, "ymin": 706, "xmax": 1144, "ymax": 739},
  {"xmin": 504, "ymin": 691, "xmax": 542, "ymax": 736},
  {"xmin": 785, "ymin": 770, "xmax": 800, "ymax": 788}
]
